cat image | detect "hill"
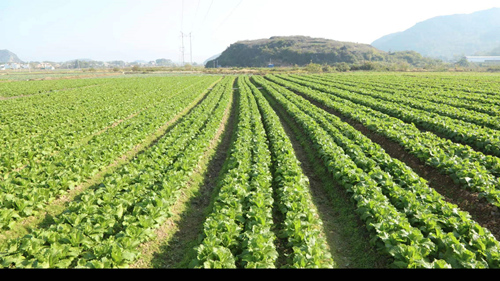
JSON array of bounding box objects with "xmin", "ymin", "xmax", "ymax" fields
[
  {"xmin": 0, "ymin": 50, "xmax": 22, "ymax": 63},
  {"xmin": 204, "ymin": 36, "xmax": 439, "ymax": 69},
  {"xmin": 371, "ymin": 7, "xmax": 500, "ymax": 61}
]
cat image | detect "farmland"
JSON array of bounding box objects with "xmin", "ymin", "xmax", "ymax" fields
[{"xmin": 1, "ymin": 72, "xmax": 500, "ymax": 268}]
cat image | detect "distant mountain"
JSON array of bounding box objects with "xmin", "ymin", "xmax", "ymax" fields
[
  {"xmin": 476, "ymin": 45, "xmax": 500, "ymax": 56},
  {"xmin": 205, "ymin": 35, "xmax": 437, "ymax": 68},
  {"xmin": 203, "ymin": 53, "xmax": 221, "ymax": 66},
  {"xmin": 0, "ymin": 50, "xmax": 22, "ymax": 63},
  {"xmin": 371, "ymin": 7, "xmax": 500, "ymax": 61}
]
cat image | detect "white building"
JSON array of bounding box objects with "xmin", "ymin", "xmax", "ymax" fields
[
  {"xmin": 36, "ymin": 63, "xmax": 55, "ymax": 70},
  {"xmin": 7, "ymin": 63, "xmax": 20, "ymax": 69},
  {"xmin": 465, "ymin": 56, "xmax": 500, "ymax": 63},
  {"xmin": 0, "ymin": 63, "xmax": 32, "ymax": 70}
]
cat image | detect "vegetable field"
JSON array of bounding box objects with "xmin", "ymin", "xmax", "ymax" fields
[{"xmin": 1, "ymin": 72, "xmax": 500, "ymax": 268}]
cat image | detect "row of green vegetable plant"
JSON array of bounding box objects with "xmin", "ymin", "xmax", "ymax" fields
[
  {"xmin": 0, "ymin": 76, "xmax": 235, "ymax": 268},
  {"xmin": 271, "ymin": 74, "xmax": 500, "ymax": 208},
  {"xmin": 267, "ymin": 74, "xmax": 500, "ymax": 207},
  {"xmin": 326, "ymin": 72, "xmax": 500, "ymax": 104},
  {"xmin": 284, "ymin": 74, "xmax": 500, "ymax": 158},
  {"xmin": 191, "ymin": 76, "xmax": 277, "ymax": 268},
  {"xmin": 260, "ymin": 74, "xmax": 500, "ymax": 268},
  {"xmin": 251, "ymin": 75, "xmax": 447, "ymax": 268},
  {"xmin": 245, "ymin": 76, "xmax": 333, "ymax": 268},
  {"xmin": 0, "ymin": 76, "xmax": 221, "ymax": 230},
  {"xmin": 314, "ymin": 73, "xmax": 500, "ymax": 116},
  {"xmin": 0, "ymin": 76, "xmax": 218, "ymax": 175},
  {"xmin": 302, "ymin": 74, "xmax": 500, "ymax": 130},
  {"xmin": 192, "ymin": 76, "xmax": 333, "ymax": 268},
  {"xmin": 0, "ymin": 77, "xmax": 110, "ymax": 98},
  {"xmin": 0, "ymin": 76, "xmax": 206, "ymax": 143}
]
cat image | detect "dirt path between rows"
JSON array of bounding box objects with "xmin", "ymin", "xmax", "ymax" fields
[{"xmin": 258, "ymin": 85, "xmax": 388, "ymax": 268}]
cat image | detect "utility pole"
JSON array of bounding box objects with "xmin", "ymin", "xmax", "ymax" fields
[
  {"xmin": 180, "ymin": 32, "xmax": 193, "ymax": 66},
  {"xmin": 180, "ymin": 31, "xmax": 185, "ymax": 66},
  {"xmin": 179, "ymin": 0, "xmax": 193, "ymax": 67},
  {"xmin": 190, "ymin": 32, "xmax": 192, "ymax": 65}
]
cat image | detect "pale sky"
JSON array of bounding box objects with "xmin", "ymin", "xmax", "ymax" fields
[{"xmin": 1, "ymin": 0, "xmax": 498, "ymax": 63}]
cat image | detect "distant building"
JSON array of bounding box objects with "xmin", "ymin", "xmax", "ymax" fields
[
  {"xmin": 36, "ymin": 63, "xmax": 55, "ymax": 70},
  {"xmin": 0, "ymin": 63, "xmax": 27, "ymax": 70},
  {"xmin": 0, "ymin": 63, "xmax": 48, "ymax": 71},
  {"xmin": 7, "ymin": 63, "xmax": 20, "ymax": 69},
  {"xmin": 465, "ymin": 56, "xmax": 500, "ymax": 63}
]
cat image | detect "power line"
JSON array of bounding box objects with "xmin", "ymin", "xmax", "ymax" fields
[
  {"xmin": 214, "ymin": 0, "xmax": 243, "ymax": 32},
  {"xmin": 180, "ymin": 31, "xmax": 193, "ymax": 66},
  {"xmin": 190, "ymin": 0, "xmax": 201, "ymax": 32},
  {"xmin": 181, "ymin": 0, "xmax": 184, "ymax": 32},
  {"xmin": 180, "ymin": 0, "xmax": 192, "ymax": 66},
  {"xmin": 201, "ymin": 0, "xmax": 213, "ymax": 27}
]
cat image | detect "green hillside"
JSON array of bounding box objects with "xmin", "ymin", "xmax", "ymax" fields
[{"xmin": 205, "ymin": 36, "xmax": 439, "ymax": 69}]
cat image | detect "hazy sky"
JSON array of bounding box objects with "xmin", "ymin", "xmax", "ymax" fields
[{"xmin": 1, "ymin": 0, "xmax": 498, "ymax": 63}]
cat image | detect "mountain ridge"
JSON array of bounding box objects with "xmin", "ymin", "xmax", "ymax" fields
[
  {"xmin": 0, "ymin": 50, "xmax": 23, "ymax": 63},
  {"xmin": 371, "ymin": 7, "xmax": 500, "ymax": 61}
]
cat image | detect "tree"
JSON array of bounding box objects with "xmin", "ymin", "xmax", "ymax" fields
[
  {"xmin": 155, "ymin": 58, "xmax": 174, "ymax": 66},
  {"xmin": 305, "ymin": 62, "xmax": 322, "ymax": 73},
  {"xmin": 322, "ymin": 64, "xmax": 334, "ymax": 72},
  {"xmin": 336, "ymin": 62, "xmax": 350, "ymax": 72},
  {"xmin": 455, "ymin": 57, "xmax": 470, "ymax": 67}
]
